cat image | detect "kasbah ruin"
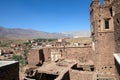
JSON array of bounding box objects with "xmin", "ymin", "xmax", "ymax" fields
[{"xmin": 0, "ymin": 0, "xmax": 120, "ymax": 80}]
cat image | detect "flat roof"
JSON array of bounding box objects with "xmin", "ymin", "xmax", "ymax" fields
[
  {"xmin": 36, "ymin": 60, "xmax": 76, "ymax": 75},
  {"xmin": 113, "ymin": 54, "xmax": 120, "ymax": 64},
  {"xmin": 0, "ymin": 61, "xmax": 18, "ymax": 67}
]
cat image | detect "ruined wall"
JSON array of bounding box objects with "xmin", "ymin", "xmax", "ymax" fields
[
  {"xmin": 69, "ymin": 70, "xmax": 95, "ymax": 80},
  {"xmin": 96, "ymin": 32, "xmax": 116, "ymax": 73},
  {"xmin": 28, "ymin": 48, "xmax": 51, "ymax": 66},
  {"xmin": 112, "ymin": 1, "xmax": 120, "ymax": 79},
  {"xmin": 97, "ymin": 73, "xmax": 119, "ymax": 80},
  {"xmin": 114, "ymin": 13, "xmax": 120, "ymax": 53},
  {"xmin": 62, "ymin": 47, "xmax": 93, "ymax": 62},
  {"xmin": 113, "ymin": 0, "xmax": 120, "ymax": 53},
  {"xmin": 90, "ymin": 0, "xmax": 120, "ymax": 79},
  {"xmin": 28, "ymin": 49, "xmax": 40, "ymax": 66},
  {"xmin": 0, "ymin": 62, "xmax": 19, "ymax": 80},
  {"xmin": 43, "ymin": 48, "xmax": 51, "ymax": 62},
  {"xmin": 90, "ymin": 0, "xmax": 117, "ymax": 74},
  {"xmin": 28, "ymin": 46, "xmax": 93, "ymax": 66},
  {"xmin": 50, "ymin": 46, "xmax": 93, "ymax": 63}
]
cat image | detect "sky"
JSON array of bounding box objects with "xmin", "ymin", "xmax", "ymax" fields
[{"xmin": 0, "ymin": 0, "xmax": 103, "ymax": 33}]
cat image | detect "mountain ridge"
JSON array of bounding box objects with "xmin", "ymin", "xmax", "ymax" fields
[
  {"xmin": 61, "ymin": 31, "xmax": 90, "ymax": 38},
  {"xmin": 0, "ymin": 26, "xmax": 90, "ymax": 40},
  {"xmin": 0, "ymin": 27, "xmax": 67, "ymax": 39}
]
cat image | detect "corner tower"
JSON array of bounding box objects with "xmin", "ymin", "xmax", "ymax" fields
[{"xmin": 90, "ymin": 0, "xmax": 117, "ymax": 78}]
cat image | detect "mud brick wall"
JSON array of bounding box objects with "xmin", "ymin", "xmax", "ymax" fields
[
  {"xmin": 43, "ymin": 48, "xmax": 51, "ymax": 62},
  {"xmin": 28, "ymin": 47, "xmax": 93, "ymax": 66},
  {"xmin": 28, "ymin": 49, "xmax": 40, "ymax": 66},
  {"xmin": 113, "ymin": 0, "xmax": 120, "ymax": 53},
  {"xmin": 62, "ymin": 47, "xmax": 93, "ymax": 61},
  {"xmin": 69, "ymin": 70, "xmax": 94, "ymax": 80},
  {"xmin": 28, "ymin": 48, "xmax": 51, "ymax": 66}
]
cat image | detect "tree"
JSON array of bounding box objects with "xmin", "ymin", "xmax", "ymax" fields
[{"xmin": 12, "ymin": 54, "xmax": 27, "ymax": 66}]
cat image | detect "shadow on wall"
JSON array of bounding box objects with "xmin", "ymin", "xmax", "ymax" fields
[
  {"xmin": 36, "ymin": 73, "xmax": 58, "ymax": 80},
  {"xmin": 114, "ymin": 58, "xmax": 120, "ymax": 75},
  {"xmin": 71, "ymin": 64, "xmax": 95, "ymax": 72},
  {"xmin": 36, "ymin": 49, "xmax": 45, "ymax": 66}
]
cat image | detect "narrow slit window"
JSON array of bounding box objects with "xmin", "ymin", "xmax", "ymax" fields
[
  {"xmin": 117, "ymin": 18, "xmax": 120, "ymax": 24},
  {"xmin": 105, "ymin": 19, "xmax": 110, "ymax": 29},
  {"xmin": 109, "ymin": 8, "xmax": 113, "ymax": 16}
]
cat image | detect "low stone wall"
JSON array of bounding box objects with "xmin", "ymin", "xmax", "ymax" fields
[{"xmin": 69, "ymin": 70, "xmax": 95, "ymax": 80}]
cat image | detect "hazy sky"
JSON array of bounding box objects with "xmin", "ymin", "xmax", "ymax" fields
[{"xmin": 0, "ymin": 0, "xmax": 103, "ymax": 32}]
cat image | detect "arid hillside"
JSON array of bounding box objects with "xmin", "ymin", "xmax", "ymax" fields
[{"xmin": 0, "ymin": 27, "xmax": 66, "ymax": 39}]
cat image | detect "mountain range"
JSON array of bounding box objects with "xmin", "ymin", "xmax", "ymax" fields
[
  {"xmin": 0, "ymin": 26, "xmax": 90, "ymax": 39},
  {"xmin": 61, "ymin": 31, "xmax": 90, "ymax": 38}
]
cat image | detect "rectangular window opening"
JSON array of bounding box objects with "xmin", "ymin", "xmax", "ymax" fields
[
  {"xmin": 105, "ymin": 19, "xmax": 110, "ymax": 29},
  {"xmin": 117, "ymin": 18, "xmax": 120, "ymax": 24},
  {"xmin": 109, "ymin": 8, "xmax": 113, "ymax": 16}
]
